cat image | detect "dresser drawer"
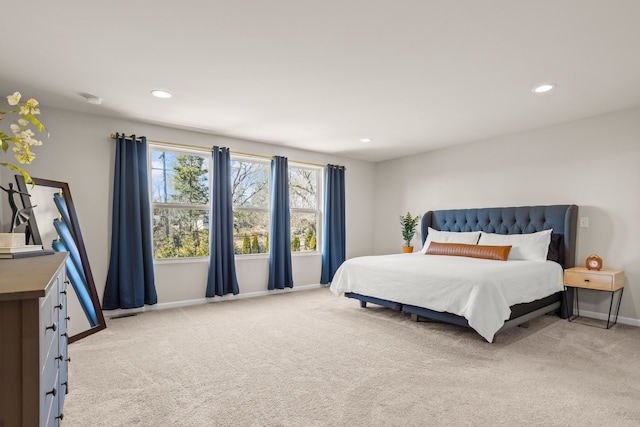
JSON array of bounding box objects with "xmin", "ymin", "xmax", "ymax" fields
[
  {"xmin": 564, "ymin": 268, "xmax": 624, "ymax": 291},
  {"xmin": 39, "ymin": 284, "xmax": 58, "ymax": 374},
  {"xmin": 40, "ymin": 351, "xmax": 59, "ymax": 427}
]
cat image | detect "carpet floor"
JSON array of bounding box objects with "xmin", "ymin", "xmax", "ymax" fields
[{"xmin": 61, "ymin": 287, "xmax": 640, "ymax": 426}]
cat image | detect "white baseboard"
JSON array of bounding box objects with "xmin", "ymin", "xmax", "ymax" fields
[
  {"xmin": 104, "ymin": 284, "xmax": 324, "ymax": 318},
  {"xmin": 577, "ymin": 309, "xmax": 640, "ymax": 328}
]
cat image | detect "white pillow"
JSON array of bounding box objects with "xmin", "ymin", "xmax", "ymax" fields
[
  {"xmin": 477, "ymin": 229, "xmax": 553, "ymax": 262},
  {"xmin": 420, "ymin": 227, "xmax": 481, "ymax": 253}
]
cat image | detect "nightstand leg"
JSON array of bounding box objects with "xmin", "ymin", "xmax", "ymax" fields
[
  {"xmin": 606, "ymin": 288, "xmax": 624, "ymax": 329},
  {"xmin": 567, "ymin": 287, "xmax": 580, "ymax": 322}
]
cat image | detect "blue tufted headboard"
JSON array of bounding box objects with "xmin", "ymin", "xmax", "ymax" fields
[{"xmin": 420, "ymin": 205, "xmax": 578, "ymax": 269}]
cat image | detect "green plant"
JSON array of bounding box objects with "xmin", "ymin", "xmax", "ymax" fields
[
  {"xmin": 242, "ymin": 233, "xmax": 251, "ymax": 254},
  {"xmin": 1, "ymin": 92, "xmax": 46, "ymax": 183},
  {"xmin": 291, "ymin": 235, "xmax": 301, "ymax": 252},
  {"xmin": 251, "ymin": 234, "xmax": 259, "ymax": 253},
  {"xmin": 400, "ymin": 212, "xmax": 420, "ymax": 246}
]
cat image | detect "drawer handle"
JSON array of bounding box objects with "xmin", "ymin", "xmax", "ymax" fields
[
  {"xmin": 66, "ymin": 357, "xmax": 71, "ymax": 363},
  {"xmin": 584, "ymin": 279, "xmax": 590, "ymax": 282},
  {"xmin": 56, "ymin": 413, "xmax": 64, "ymax": 421},
  {"xmin": 66, "ymin": 316, "xmax": 71, "ymax": 321},
  {"xmin": 64, "ymin": 280, "xmax": 70, "ymax": 285},
  {"xmin": 60, "ymin": 290, "xmax": 67, "ymax": 295},
  {"xmin": 55, "ymin": 355, "xmax": 63, "ymax": 361},
  {"xmin": 61, "ymin": 333, "xmax": 68, "ymax": 338},
  {"xmin": 55, "ymin": 303, "xmax": 63, "ymax": 310},
  {"xmin": 46, "ymin": 387, "xmax": 57, "ymax": 397},
  {"xmin": 46, "ymin": 323, "xmax": 57, "ymax": 332}
]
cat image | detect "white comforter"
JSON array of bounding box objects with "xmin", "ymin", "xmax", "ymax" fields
[{"xmin": 330, "ymin": 253, "xmax": 564, "ymax": 342}]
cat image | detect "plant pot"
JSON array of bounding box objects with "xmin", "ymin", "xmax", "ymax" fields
[{"xmin": 402, "ymin": 246, "xmax": 414, "ymax": 253}]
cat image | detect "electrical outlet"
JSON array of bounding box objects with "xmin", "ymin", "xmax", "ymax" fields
[{"xmin": 580, "ymin": 217, "xmax": 589, "ymax": 228}]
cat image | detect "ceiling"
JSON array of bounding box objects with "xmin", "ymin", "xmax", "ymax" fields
[{"xmin": 2, "ymin": 1, "xmax": 640, "ymax": 163}]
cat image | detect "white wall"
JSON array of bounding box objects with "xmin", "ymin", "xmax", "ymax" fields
[
  {"xmin": 374, "ymin": 107, "xmax": 640, "ymax": 323},
  {"xmin": 0, "ymin": 107, "xmax": 376, "ymax": 336},
  {"xmin": 4, "ymin": 104, "xmax": 639, "ymax": 330}
]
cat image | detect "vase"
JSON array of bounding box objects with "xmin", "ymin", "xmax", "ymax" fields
[{"xmin": 402, "ymin": 246, "xmax": 414, "ymax": 253}]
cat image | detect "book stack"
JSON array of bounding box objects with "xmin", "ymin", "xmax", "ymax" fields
[{"xmin": 0, "ymin": 245, "xmax": 55, "ymax": 259}]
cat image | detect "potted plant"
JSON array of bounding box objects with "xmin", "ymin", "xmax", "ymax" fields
[{"xmin": 400, "ymin": 212, "xmax": 420, "ymax": 253}]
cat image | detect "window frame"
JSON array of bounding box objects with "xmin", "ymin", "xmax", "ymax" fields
[
  {"xmin": 288, "ymin": 162, "xmax": 323, "ymax": 255},
  {"xmin": 230, "ymin": 155, "xmax": 271, "ymax": 257},
  {"xmin": 147, "ymin": 147, "xmax": 325, "ymax": 261},
  {"xmin": 148, "ymin": 144, "xmax": 212, "ymax": 261}
]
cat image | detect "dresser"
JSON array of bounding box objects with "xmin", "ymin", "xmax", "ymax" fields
[{"xmin": 0, "ymin": 252, "xmax": 69, "ymax": 426}]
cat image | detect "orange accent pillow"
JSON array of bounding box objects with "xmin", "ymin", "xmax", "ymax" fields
[{"xmin": 426, "ymin": 242, "xmax": 512, "ymax": 261}]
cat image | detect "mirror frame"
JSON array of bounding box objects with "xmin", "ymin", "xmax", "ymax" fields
[{"xmin": 15, "ymin": 175, "xmax": 106, "ymax": 342}]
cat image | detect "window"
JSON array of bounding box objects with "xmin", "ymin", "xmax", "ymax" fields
[
  {"xmin": 230, "ymin": 159, "xmax": 321, "ymax": 255},
  {"xmin": 150, "ymin": 148, "xmax": 210, "ymax": 259},
  {"xmin": 149, "ymin": 149, "xmax": 322, "ymax": 259},
  {"xmin": 231, "ymin": 157, "xmax": 270, "ymax": 254},
  {"xmin": 289, "ymin": 165, "xmax": 320, "ymax": 253}
]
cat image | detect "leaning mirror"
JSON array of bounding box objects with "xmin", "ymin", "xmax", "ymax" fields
[{"xmin": 15, "ymin": 175, "xmax": 106, "ymax": 342}]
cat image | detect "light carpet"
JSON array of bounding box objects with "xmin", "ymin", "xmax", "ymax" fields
[{"xmin": 61, "ymin": 287, "xmax": 640, "ymax": 426}]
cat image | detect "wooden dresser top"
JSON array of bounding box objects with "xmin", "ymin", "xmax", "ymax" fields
[{"xmin": 0, "ymin": 252, "xmax": 67, "ymax": 301}]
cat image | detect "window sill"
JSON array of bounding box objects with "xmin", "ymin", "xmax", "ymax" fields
[
  {"xmin": 154, "ymin": 251, "xmax": 321, "ymax": 264},
  {"xmin": 234, "ymin": 251, "xmax": 321, "ymax": 260},
  {"xmin": 292, "ymin": 251, "xmax": 321, "ymax": 257},
  {"xmin": 154, "ymin": 256, "xmax": 209, "ymax": 265}
]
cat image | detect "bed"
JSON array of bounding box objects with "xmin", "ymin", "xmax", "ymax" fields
[{"xmin": 330, "ymin": 205, "xmax": 578, "ymax": 342}]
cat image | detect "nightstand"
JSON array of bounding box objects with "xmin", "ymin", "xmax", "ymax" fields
[{"xmin": 563, "ymin": 267, "xmax": 625, "ymax": 329}]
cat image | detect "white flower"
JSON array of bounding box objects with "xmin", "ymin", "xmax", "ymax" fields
[
  {"xmin": 7, "ymin": 91, "xmax": 21, "ymax": 105},
  {"xmin": 2, "ymin": 90, "xmax": 46, "ymax": 183},
  {"xmin": 20, "ymin": 129, "xmax": 34, "ymax": 137},
  {"xmin": 24, "ymin": 98, "xmax": 40, "ymax": 115}
]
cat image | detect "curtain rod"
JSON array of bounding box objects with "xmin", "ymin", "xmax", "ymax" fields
[{"xmin": 109, "ymin": 134, "xmax": 345, "ymax": 170}]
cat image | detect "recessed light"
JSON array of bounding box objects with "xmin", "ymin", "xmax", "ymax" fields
[
  {"xmin": 360, "ymin": 138, "xmax": 372, "ymax": 143},
  {"xmin": 532, "ymin": 83, "xmax": 556, "ymax": 94},
  {"xmin": 151, "ymin": 90, "xmax": 172, "ymax": 99}
]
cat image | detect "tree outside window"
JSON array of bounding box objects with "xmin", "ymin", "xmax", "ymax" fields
[
  {"xmin": 289, "ymin": 165, "xmax": 320, "ymax": 253},
  {"xmin": 230, "ymin": 159, "xmax": 320, "ymax": 255},
  {"xmin": 150, "ymin": 148, "xmax": 210, "ymax": 259},
  {"xmin": 149, "ymin": 150, "xmax": 322, "ymax": 259},
  {"xmin": 231, "ymin": 158, "xmax": 270, "ymax": 254}
]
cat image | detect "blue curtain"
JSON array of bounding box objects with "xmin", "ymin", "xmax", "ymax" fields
[
  {"xmin": 268, "ymin": 156, "xmax": 293, "ymax": 290},
  {"xmin": 103, "ymin": 134, "xmax": 157, "ymax": 309},
  {"xmin": 206, "ymin": 146, "xmax": 240, "ymax": 297},
  {"xmin": 320, "ymin": 164, "xmax": 346, "ymax": 284}
]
